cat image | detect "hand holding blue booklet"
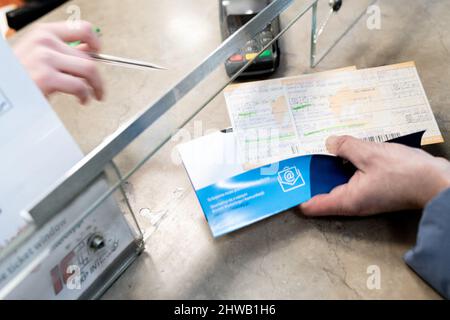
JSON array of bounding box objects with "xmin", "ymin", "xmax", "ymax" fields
[{"xmin": 178, "ymin": 131, "xmax": 424, "ymax": 237}]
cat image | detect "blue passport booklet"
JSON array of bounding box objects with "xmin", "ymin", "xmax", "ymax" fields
[{"xmin": 178, "ymin": 131, "xmax": 424, "ymax": 237}]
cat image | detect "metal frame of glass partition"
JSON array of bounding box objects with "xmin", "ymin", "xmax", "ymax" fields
[{"xmin": 0, "ymin": 0, "xmax": 377, "ymax": 298}]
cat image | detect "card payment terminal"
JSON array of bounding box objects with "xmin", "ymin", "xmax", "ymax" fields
[{"xmin": 220, "ymin": 0, "xmax": 281, "ymax": 78}]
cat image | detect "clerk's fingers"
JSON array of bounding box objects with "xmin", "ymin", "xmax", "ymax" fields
[
  {"xmin": 300, "ymin": 184, "xmax": 354, "ymax": 216},
  {"xmin": 36, "ymin": 32, "xmax": 95, "ymax": 62},
  {"xmin": 326, "ymin": 135, "xmax": 375, "ymax": 170},
  {"xmin": 45, "ymin": 71, "xmax": 90, "ymax": 104},
  {"xmin": 75, "ymin": 43, "xmax": 91, "ymax": 52},
  {"xmin": 39, "ymin": 21, "xmax": 101, "ymax": 52},
  {"xmin": 51, "ymin": 51, "xmax": 104, "ymax": 100}
]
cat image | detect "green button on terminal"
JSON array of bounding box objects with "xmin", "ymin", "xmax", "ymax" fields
[{"xmin": 259, "ymin": 50, "xmax": 272, "ymax": 58}]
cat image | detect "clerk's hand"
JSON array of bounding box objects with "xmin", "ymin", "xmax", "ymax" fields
[
  {"xmin": 13, "ymin": 21, "xmax": 103, "ymax": 104},
  {"xmin": 300, "ymin": 135, "xmax": 450, "ymax": 216}
]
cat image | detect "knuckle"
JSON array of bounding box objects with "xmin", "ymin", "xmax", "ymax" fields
[
  {"xmin": 35, "ymin": 33, "xmax": 56, "ymax": 47},
  {"xmin": 78, "ymin": 21, "xmax": 94, "ymax": 38},
  {"xmin": 335, "ymin": 135, "xmax": 353, "ymax": 153},
  {"xmin": 34, "ymin": 69, "xmax": 53, "ymax": 87},
  {"xmin": 340, "ymin": 135, "xmax": 376, "ymax": 166},
  {"xmin": 72, "ymin": 81, "xmax": 87, "ymax": 96},
  {"xmin": 79, "ymin": 20, "xmax": 93, "ymax": 30},
  {"xmin": 83, "ymin": 60, "xmax": 97, "ymax": 75},
  {"xmin": 35, "ymin": 47, "xmax": 54, "ymax": 64}
]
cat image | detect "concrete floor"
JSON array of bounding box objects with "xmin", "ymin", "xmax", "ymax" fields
[{"xmin": 26, "ymin": 0, "xmax": 450, "ymax": 299}]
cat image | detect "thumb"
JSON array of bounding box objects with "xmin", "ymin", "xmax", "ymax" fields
[{"xmin": 326, "ymin": 135, "xmax": 374, "ymax": 170}]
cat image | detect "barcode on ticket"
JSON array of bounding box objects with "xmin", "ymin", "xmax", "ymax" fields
[{"xmin": 362, "ymin": 133, "xmax": 401, "ymax": 143}]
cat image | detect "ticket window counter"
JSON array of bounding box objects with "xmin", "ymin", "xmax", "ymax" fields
[{"xmin": 0, "ymin": 0, "xmax": 445, "ymax": 299}]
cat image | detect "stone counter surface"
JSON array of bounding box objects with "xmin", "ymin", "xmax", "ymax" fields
[{"xmin": 19, "ymin": 0, "xmax": 450, "ymax": 299}]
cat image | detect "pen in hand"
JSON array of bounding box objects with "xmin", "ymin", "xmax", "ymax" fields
[
  {"xmin": 86, "ymin": 52, "xmax": 168, "ymax": 71},
  {"xmin": 68, "ymin": 27, "xmax": 167, "ymax": 71}
]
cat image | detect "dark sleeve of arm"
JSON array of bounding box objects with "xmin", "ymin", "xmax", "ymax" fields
[{"xmin": 404, "ymin": 188, "xmax": 450, "ymax": 299}]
